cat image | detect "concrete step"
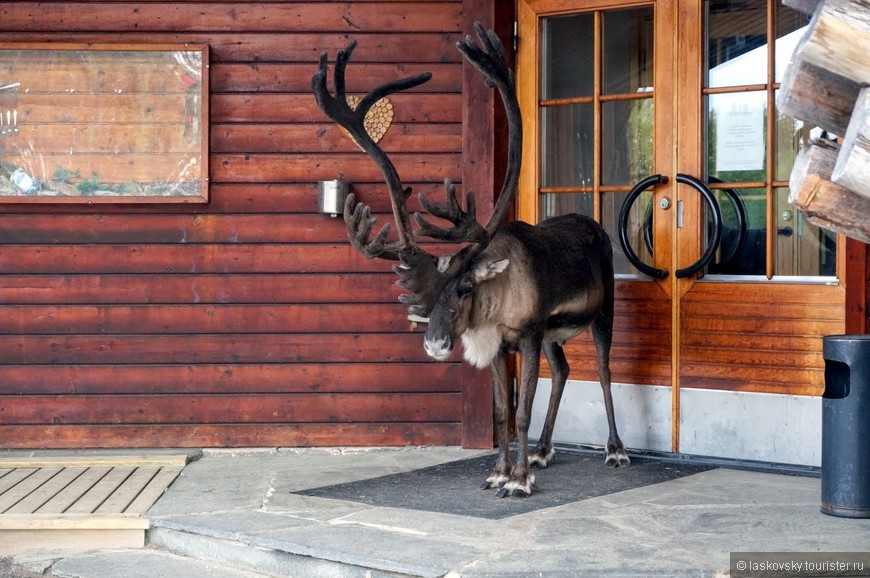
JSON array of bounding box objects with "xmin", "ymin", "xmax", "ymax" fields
[
  {"xmin": 147, "ymin": 523, "xmax": 433, "ymax": 578},
  {"xmin": 11, "ymin": 547, "xmax": 276, "ymax": 578}
]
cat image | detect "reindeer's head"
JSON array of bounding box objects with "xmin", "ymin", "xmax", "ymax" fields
[
  {"xmin": 313, "ymin": 23, "xmax": 520, "ymax": 362},
  {"xmin": 423, "ymin": 255, "xmax": 510, "ymax": 365}
]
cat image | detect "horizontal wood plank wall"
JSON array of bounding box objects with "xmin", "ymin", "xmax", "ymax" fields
[
  {"xmin": 680, "ymin": 283, "xmax": 845, "ymax": 396},
  {"xmin": 0, "ymin": 0, "xmax": 474, "ymax": 448},
  {"xmin": 545, "ymin": 282, "xmax": 672, "ymax": 386}
]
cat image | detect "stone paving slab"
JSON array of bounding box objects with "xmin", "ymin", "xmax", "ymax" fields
[{"xmin": 8, "ymin": 447, "xmax": 870, "ymax": 577}]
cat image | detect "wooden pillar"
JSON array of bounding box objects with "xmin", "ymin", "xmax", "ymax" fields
[
  {"xmin": 459, "ymin": 0, "xmax": 515, "ymax": 448},
  {"xmin": 845, "ymin": 237, "xmax": 869, "ymax": 335}
]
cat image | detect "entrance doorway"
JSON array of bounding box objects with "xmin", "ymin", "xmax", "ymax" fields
[{"xmin": 518, "ymin": 0, "xmax": 845, "ymax": 464}]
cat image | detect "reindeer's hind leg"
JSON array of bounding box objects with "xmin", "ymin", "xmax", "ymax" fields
[
  {"xmin": 592, "ymin": 308, "xmax": 630, "ymax": 467},
  {"xmin": 529, "ymin": 341, "xmax": 568, "ymax": 469}
]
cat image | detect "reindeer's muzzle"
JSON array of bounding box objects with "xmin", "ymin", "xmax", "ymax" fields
[{"xmin": 424, "ymin": 335, "xmax": 454, "ymax": 361}]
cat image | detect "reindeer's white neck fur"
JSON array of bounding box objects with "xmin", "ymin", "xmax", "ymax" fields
[{"xmin": 461, "ymin": 325, "xmax": 501, "ymax": 368}]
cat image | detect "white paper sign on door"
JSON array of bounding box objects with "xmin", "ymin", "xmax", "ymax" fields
[{"xmin": 714, "ymin": 93, "xmax": 765, "ymax": 173}]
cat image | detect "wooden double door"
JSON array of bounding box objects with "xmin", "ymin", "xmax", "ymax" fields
[{"xmin": 517, "ymin": 0, "xmax": 845, "ymax": 454}]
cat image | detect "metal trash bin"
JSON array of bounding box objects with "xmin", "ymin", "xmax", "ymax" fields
[{"xmin": 821, "ymin": 334, "xmax": 870, "ymax": 518}]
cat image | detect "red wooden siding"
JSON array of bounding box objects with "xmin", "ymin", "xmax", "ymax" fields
[
  {"xmin": 845, "ymin": 237, "xmax": 870, "ymax": 335},
  {"xmin": 0, "ymin": 1, "xmax": 495, "ymax": 448},
  {"xmin": 545, "ymin": 282, "xmax": 672, "ymax": 387}
]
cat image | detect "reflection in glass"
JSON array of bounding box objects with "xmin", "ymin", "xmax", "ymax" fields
[
  {"xmin": 542, "ymin": 13, "xmax": 594, "ymax": 100},
  {"xmin": 775, "ymin": 5, "xmax": 809, "ymax": 83},
  {"xmin": 705, "ymin": 0, "xmax": 767, "ymax": 88},
  {"xmin": 603, "ymin": 7, "xmax": 654, "ymax": 94},
  {"xmin": 602, "ymin": 98, "xmax": 653, "ymax": 186},
  {"xmin": 541, "ymin": 192, "xmax": 594, "ymax": 221},
  {"xmin": 706, "ymin": 91, "xmax": 767, "ymax": 183},
  {"xmin": 0, "ymin": 46, "xmax": 207, "ymax": 201},
  {"xmin": 541, "ymin": 104, "xmax": 594, "ymax": 188},
  {"xmin": 774, "ymin": 90, "xmax": 823, "ymax": 182},
  {"xmin": 774, "ymin": 188, "xmax": 836, "ymax": 277},
  {"xmin": 705, "ymin": 186, "xmax": 767, "ymax": 276},
  {"xmin": 601, "ymin": 191, "xmax": 654, "ymax": 275}
]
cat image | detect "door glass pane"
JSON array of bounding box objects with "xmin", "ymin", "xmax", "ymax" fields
[
  {"xmin": 703, "ymin": 0, "xmax": 837, "ymax": 280},
  {"xmin": 774, "ymin": 188, "xmax": 837, "ymax": 277},
  {"xmin": 601, "ymin": 191, "xmax": 653, "ymax": 275},
  {"xmin": 602, "ymin": 98, "xmax": 653, "ymax": 186},
  {"xmin": 775, "ymin": 4, "xmax": 809, "ymax": 83},
  {"xmin": 706, "ymin": 0, "xmax": 767, "ymax": 88},
  {"xmin": 541, "ymin": 103, "xmax": 594, "ymax": 188},
  {"xmin": 603, "ymin": 7, "xmax": 655, "ymax": 94},
  {"xmin": 542, "ymin": 13, "xmax": 594, "ymax": 100},
  {"xmin": 706, "ymin": 186, "xmax": 767, "ymax": 276},
  {"xmin": 774, "ymin": 90, "xmax": 824, "ymax": 182},
  {"xmin": 541, "ymin": 192, "xmax": 594, "ymax": 221},
  {"xmin": 707, "ymin": 91, "xmax": 767, "ymax": 183}
]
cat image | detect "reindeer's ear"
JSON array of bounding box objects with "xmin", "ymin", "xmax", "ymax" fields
[
  {"xmin": 472, "ymin": 258, "xmax": 509, "ymax": 283},
  {"xmin": 436, "ymin": 254, "xmax": 453, "ymax": 273}
]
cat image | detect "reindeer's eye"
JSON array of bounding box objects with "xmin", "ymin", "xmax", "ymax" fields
[{"xmin": 457, "ymin": 280, "xmax": 474, "ymax": 298}]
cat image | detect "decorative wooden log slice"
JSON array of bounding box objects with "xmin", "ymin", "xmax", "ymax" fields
[
  {"xmin": 797, "ymin": 0, "xmax": 870, "ymax": 85},
  {"xmin": 777, "ymin": 43, "xmax": 861, "ymax": 137},
  {"xmin": 790, "ymin": 139, "xmax": 870, "ymax": 244},
  {"xmin": 832, "ymin": 87, "xmax": 870, "ymax": 199},
  {"xmin": 342, "ymin": 96, "xmax": 394, "ymax": 149}
]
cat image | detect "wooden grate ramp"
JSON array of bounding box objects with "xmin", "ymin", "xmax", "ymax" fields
[{"xmin": 0, "ymin": 454, "xmax": 191, "ymax": 555}]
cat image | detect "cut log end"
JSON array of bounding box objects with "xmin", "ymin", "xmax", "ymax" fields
[
  {"xmin": 789, "ymin": 140, "xmax": 870, "ymax": 244},
  {"xmin": 831, "ymin": 87, "xmax": 870, "ymax": 199}
]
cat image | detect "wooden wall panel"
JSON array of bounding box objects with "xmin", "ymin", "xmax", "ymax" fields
[
  {"xmin": 0, "ymin": 363, "xmax": 465, "ymax": 395},
  {"xmin": 0, "ymin": 424, "xmax": 460, "ymax": 449},
  {"xmin": 552, "ymin": 282, "xmax": 673, "ymax": 387},
  {"xmin": 845, "ymin": 237, "xmax": 869, "ymax": 334},
  {"xmin": 0, "ymin": 273, "xmax": 400, "ymax": 303},
  {"xmin": 0, "ymin": 0, "xmax": 481, "ymax": 449},
  {"xmin": 680, "ymin": 283, "xmax": 845, "ymax": 395},
  {"xmin": 0, "ymin": 33, "xmax": 464, "ymax": 64},
  {"xmin": 0, "ymin": 3, "xmax": 463, "ymax": 34}
]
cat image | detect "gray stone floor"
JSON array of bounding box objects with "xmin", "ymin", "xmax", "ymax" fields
[{"xmin": 8, "ymin": 446, "xmax": 870, "ymax": 577}]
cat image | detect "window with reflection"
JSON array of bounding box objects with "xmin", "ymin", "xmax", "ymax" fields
[
  {"xmin": 704, "ymin": 0, "xmax": 833, "ymax": 279},
  {"xmin": 539, "ymin": 7, "xmax": 654, "ymax": 276}
]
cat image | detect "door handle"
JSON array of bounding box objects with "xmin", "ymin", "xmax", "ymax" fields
[
  {"xmin": 706, "ymin": 176, "xmax": 748, "ymax": 274},
  {"xmin": 619, "ymin": 174, "xmax": 670, "ymax": 279},
  {"xmin": 674, "ymin": 174, "xmax": 723, "ymax": 279}
]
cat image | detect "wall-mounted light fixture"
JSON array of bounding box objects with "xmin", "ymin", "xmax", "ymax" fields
[{"xmin": 317, "ymin": 179, "xmax": 349, "ymax": 218}]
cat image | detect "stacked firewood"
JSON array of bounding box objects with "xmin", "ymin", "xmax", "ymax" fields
[{"xmin": 780, "ymin": 0, "xmax": 870, "ymax": 243}]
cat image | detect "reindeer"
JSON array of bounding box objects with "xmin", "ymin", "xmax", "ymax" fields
[{"xmin": 312, "ymin": 23, "xmax": 630, "ymax": 497}]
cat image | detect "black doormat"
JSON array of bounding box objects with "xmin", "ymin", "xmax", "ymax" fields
[{"xmin": 296, "ymin": 452, "xmax": 715, "ymax": 519}]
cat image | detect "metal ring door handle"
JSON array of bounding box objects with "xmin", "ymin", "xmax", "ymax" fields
[
  {"xmin": 674, "ymin": 173, "xmax": 723, "ymax": 279},
  {"xmin": 706, "ymin": 176, "xmax": 747, "ymax": 274},
  {"xmin": 619, "ymin": 174, "xmax": 670, "ymax": 279}
]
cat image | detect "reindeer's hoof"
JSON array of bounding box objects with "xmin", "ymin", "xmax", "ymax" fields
[
  {"xmin": 481, "ymin": 473, "xmax": 509, "ymax": 490},
  {"xmin": 604, "ymin": 447, "xmax": 631, "ymax": 468},
  {"xmin": 529, "ymin": 447, "xmax": 556, "ymax": 469},
  {"xmin": 495, "ymin": 474, "xmax": 536, "ymax": 498}
]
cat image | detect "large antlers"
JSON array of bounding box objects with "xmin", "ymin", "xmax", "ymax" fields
[
  {"xmin": 312, "ymin": 40, "xmax": 431, "ymax": 259},
  {"xmin": 453, "ymin": 22, "xmax": 521, "ymax": 240},
  {"xmin": 312, "ymin": 23, "xmax": 520, "ymax": 316}
]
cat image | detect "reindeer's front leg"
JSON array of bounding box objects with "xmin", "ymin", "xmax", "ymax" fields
[
  {"xmin": 497, "ymin": 338, "xmax": 541, "ymax": 498},
  {"xmin": 482, "ymin": 351, "xmax": 513, "ymax": 489}
]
